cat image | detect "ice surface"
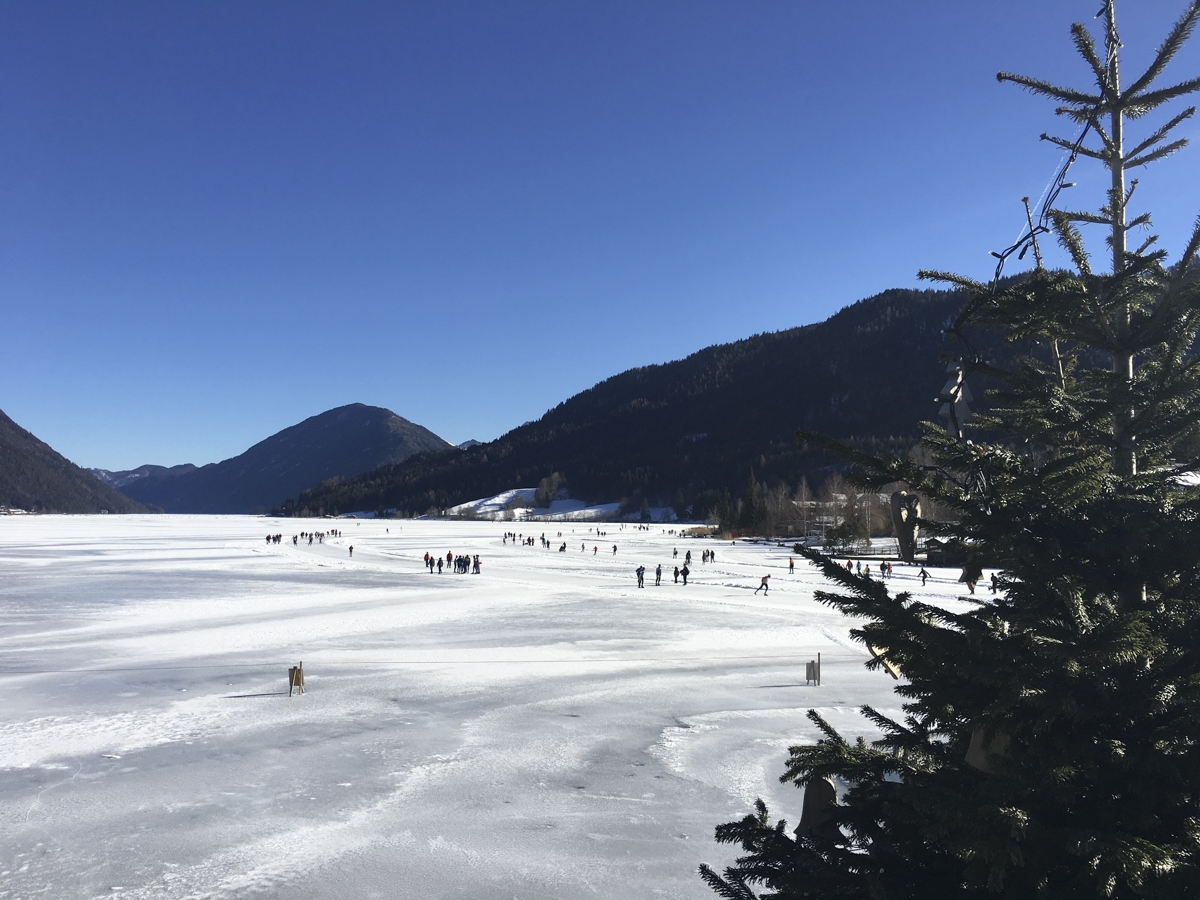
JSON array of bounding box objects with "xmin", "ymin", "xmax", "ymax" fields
[{"xmin": 0, "ymin": 516, "xmax": 979, "ymax": 899}]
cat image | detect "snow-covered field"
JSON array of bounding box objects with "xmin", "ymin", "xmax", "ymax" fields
[{"xmin": 0, "ymin": 516, "xmax": 976, "ymax": 899}]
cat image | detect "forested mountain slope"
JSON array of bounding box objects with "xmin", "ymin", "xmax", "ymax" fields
[
  {"xmin": 289, "ymin": 286, "xmax": 1007, "ymax": 518},
  {"xmin": 0, "ymin": 409, "xmax": 149, "ymax": 513}
]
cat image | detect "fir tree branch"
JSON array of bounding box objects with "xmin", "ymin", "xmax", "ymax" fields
[
  {"xmin": 1070, "ymin": 22, "xmax": 1111, "ymax": 94},
  {"xmin": 807, "ymin": 708, "xmax": 851, "ymax": 749},
  {"xmin": 698, "ymin": 864, "xmax": 761, "ymax": 900},
  {"xmin": 1126, "ymin": 136, "xmax": 1190, "ymax": 168},
  {"xmin": 1139, "ymin": 255, "xmax": 1200, "ymax": 346},
  {"xmin": 1050, "ymin": 212, "xmax": 1092, "ymax": 275},
  {"xmin": 1124, "ymin": 1, "xmax": 1200, "ymax": 98},
  {"xmin": 860, "ymin": 704, "xmax": 908, "ymax": 739},
  {"xmin": 1178, "ymin": 213, "xmax": 1200, "ymax": 273},
  {"xmin": 1124, "ymin": 76, "xmax": 1200, "ymax": 118},
  {"xmin": 1090, "ymin": 115, "xmax": 1114, "ymax": 152},
  {"xmin": 917, "ymin": 270, "xmax": 996, "ymax": 337},
  {"xmin": 1056, "ymin": 209, "xmax": 1113, "ymax": 225},
  {"xmin": 1125, "ymin": 106, "xmax": 1196, "ymax": 160},
  {"xmin": 916, "ymin": 269, "xmax": 985, "ymax": 292},
  {"xmin": 1057, "ymin": 104, "xmax": 1105, "ymax": 124},
  {"xmin": 996, "ymin": 71, "xmax": 1099, "ymax": 106},
  {"xmin": 1040, "ymin": 132, "xmax": 1109, "ymax": 160},
  {"xmin": 1134, "ymin": 234, "xmax": 1160, "ymax": 256}
]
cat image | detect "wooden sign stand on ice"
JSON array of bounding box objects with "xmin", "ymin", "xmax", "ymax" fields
[
  {"xmin": 288, "ymin": 661, "xmax": 305, "ymax": 696},
  {"xmin": 805, "ymin": 653, "xmax": 821, "ymax": 686}
]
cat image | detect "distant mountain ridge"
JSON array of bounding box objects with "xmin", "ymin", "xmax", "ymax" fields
[
  {"xmin": 0, "ymin": 409, "xmax": 150, "ymax": 513},
  {"xmin": 102, "ymin": 404, "xmax": 450, "ymax": 514},
  {"xmin": 92, "ymin": 463, "xmax": 198, "ymax": 492},
  {"xmin": 289, "ymin": 285, "xmax": 1012, "ymax": 518}
]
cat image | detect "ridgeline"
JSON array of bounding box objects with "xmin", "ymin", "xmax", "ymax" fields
[
  {"xmin": 286, "ymin": 286, "xmax": 1007, "ymax": 518},
  {"xmin": 0, "ymin": 409, "xmax": 150, "ymax": 514},
  {"xmin": 98, "ymin": 404, "xmax": 450, "ymax": 514}
]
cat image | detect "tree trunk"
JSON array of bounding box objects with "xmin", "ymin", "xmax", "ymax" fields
[{"xmin": 1107, "ymin": 3, "xmax": 1137, "ymax": 480}]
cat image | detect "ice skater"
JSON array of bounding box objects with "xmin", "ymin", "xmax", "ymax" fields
[
  {"xmin": 635, "ymin": 565, "xmax": 645, "ymax": 588},
  {"xmin": 655, "ymin": 564, "xmax": 662, "ymax": 586},
  {"xmin": 754, "ymin": 574, "xmax": 770, "ymax": 595}
]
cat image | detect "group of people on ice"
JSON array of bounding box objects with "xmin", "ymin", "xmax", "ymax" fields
[
  {"xmin": 669, "ymin": 547, "xmax": 717, "ymax": 565},
  {"xmin": 635, "ymin": 563, "xmax": 691, "ymax": 586},
  {"xmin": 843, "ymin": 559, "xmax": 896, "ymax": 579},
  {"xmin": 425, "ymin": 551, "xmax": 481, "ymax": 574},
  {"xmin": 503, "ymin": 532, "xmax": 554, "ymax": 548},
  {"xmin": 266, "ymin": 529, "xmax": 338, "ymax": 546}
]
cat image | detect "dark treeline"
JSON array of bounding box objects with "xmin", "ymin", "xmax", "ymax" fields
[
  {"xmin": 281, "ymin": 286, "xmax": 1019, "ymax": 519},
  {"xmin": 709, "ymin": 469, "xmax": 953, "ymax": 548}
]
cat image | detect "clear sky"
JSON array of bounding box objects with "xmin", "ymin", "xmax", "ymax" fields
[{"xmin": 2, "ymin": 1, "xmax": 1198, "ymax": 470}]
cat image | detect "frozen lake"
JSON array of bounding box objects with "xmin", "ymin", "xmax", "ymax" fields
[{"xmin": 0, "ymin": 516, "xmax": 973, "ymax": 899}]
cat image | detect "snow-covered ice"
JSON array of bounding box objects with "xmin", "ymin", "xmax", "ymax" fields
[{"xmin": 0, "ymin": 516, "xmax": 977, "ymax": 899}]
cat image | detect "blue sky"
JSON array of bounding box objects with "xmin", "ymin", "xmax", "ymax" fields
[{"xmin": 2, "ymin": 1, "xmax": 1198, "ymax": 469}]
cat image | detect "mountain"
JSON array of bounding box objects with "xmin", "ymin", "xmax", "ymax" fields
[
  {"xmin": 92, "ymin": 463, "xmax": 198, "ymax": 492},
  {"xmin": 0, "ymin": 409, "xmax": 150, "ymax": 513},
  {"xmin": 288, "ymin": 285, "xmax": 1014, "ymax": 519},
  {"xmin": 106, "ymin": 404, "xmax": 451, "ymax": 514}
]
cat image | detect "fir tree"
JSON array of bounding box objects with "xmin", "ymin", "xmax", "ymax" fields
[{"xmin": 702, "ymin": 3, "xmax": 1200, "ymax": 898}]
